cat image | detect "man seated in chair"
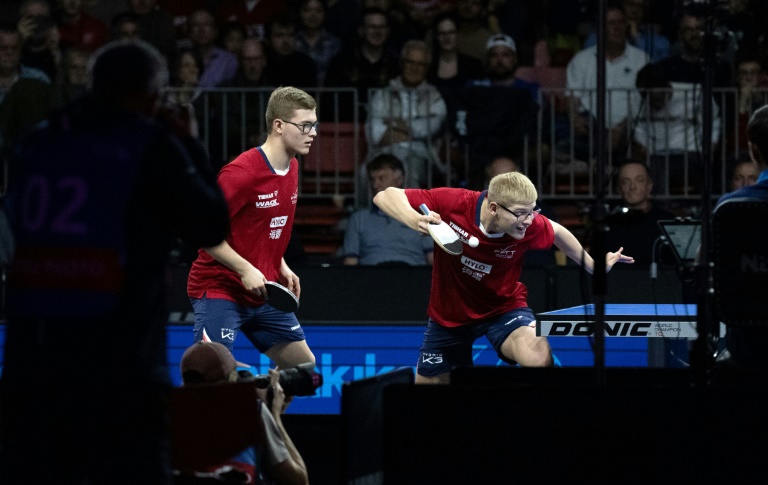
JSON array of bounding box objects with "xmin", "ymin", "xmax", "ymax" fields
[
  {"xmin": 343, "ymin": 154, "xmax": 434, "ymax": 266},
  {"xmin": 715, "ymin": 104, "xmax": 768, "ymax": 368},
  {"xmin": 179, "ymin": 341, "xmax": 309, "ymax": 484}
]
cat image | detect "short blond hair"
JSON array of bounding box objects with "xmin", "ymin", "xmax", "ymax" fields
[
  {"xmin": 487, "ymin": 171, "xmax": 537, "ymax": 206},
  {"xmin": 265, "ymin": 86, "xmax": 317, "ymax": 133}
]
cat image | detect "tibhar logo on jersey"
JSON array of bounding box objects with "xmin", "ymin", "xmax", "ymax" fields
[
  {"xmin": 221, "ymin": 328, "xmax": 235, "ymax": 340},
  {"xmin": 291, "ymin": 190, "xmax": 298, "ymax": 204},
  {"xmin": 449, "ymin": 221, "xmax": 469, "ymax": 239},
  {"xmin": 495, "ymin": 245, "xmax": 517, "ymax": 259},
  {"xmin": 420, "ymin": 352, "xmax": 443, "ymax": 365},
  {"xmin": 258, "ymin": 190, "xmax": 278, "ymax": 200},
  {"xmin": 270, "ymin": 216, "xmax": 288, "ymax": 228},
  {"xmin": 255, "ymin": 190, "xmax": 279, "ymax": 208}
]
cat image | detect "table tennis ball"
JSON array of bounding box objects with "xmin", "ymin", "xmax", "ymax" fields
[{"xmin": 468, "ymin": 236, "xmax": 479, "ymax": 248}]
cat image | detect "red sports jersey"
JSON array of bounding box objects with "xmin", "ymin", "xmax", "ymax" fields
[
  {"xmin": 187, "ymin": 147, "xmax": 298, "ymax": 307},
  {"xmin": 405, "ymin": 187, "xmax": 555, "ymax": 327},
  {"xmin": 58, "ymin": 13, "xmax": 108, "ymax": 52}
]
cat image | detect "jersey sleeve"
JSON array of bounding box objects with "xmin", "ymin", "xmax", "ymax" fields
[
  {"xmin": 405, "ymin": 187, "xmax": 461, "ymax": 214},
  {"xmin": 217, "ymin": 156, "xmax": 253, "ymax": 219},
  {"xmin": 528, "ymin": 214, "xmax": 556, "ymax": 250}
]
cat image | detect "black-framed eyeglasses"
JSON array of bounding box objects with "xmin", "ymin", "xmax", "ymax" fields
[
  {"xmin": 496, "ymin": 203, "xmax": 541, "ymax": 222},
  {"xmin": 280, "ymin": 120, "xmax": 319, "ymax": 134}
]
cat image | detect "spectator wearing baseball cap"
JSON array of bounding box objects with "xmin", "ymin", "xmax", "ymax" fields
[
  {"xmin": 457, "ymin": 32, "xmax": 544, "ymax": 189},
  {"xmin": 180, "ymin": 340, "xmax": 239, "ymax": 384},
  {"xmin": 469, "ymin": 33, "xmax": 541, "ymax": 103},
  {"xmin": 178, "ymin": 341, "xmax": 310, "ymax": 484}
]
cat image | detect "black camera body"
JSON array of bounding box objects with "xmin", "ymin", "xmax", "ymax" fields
[{"xmin": 238, "ymin": 362, "xmax": 322, "ymax": 397}]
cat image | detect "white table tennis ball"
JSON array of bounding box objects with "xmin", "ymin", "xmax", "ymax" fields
[{"xmin": 468, "ymin": 236, "xmax": 479, "ymax": 248}]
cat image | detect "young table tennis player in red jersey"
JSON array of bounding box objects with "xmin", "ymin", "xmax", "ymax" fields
[
  {"xmin": 373, "ymin": 172, "xmax": 634, "ymax": 383},
  {"xmin": 187, "ymin": 86, "xmax": 316, "ymax": 371}
]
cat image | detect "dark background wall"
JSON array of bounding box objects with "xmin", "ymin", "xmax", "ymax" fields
[{"xmin": 167, "ymin": 263, "xmax": 689, "ymax": 324}]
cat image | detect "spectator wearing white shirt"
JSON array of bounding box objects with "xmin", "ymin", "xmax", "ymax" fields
[
  {"xmin": 562, "ymin": 4, "xmax": 648, "ymax": 163},
  {"xmin": 631, "ymin": 62, "xmax": 720, "ymax": 194},
  {"xmin": 365, "ymin": 39, "xmax": 447, "ymax": 189}
]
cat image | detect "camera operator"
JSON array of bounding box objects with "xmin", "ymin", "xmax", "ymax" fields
[{"xmin": 179, "ymin": 341, "xmax": 309, "ymax": 485}]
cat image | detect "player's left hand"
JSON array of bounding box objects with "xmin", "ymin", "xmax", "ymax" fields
[
  {"xmin": 606, "ymin": 247, "xmax": 634, "ymax": 271},
  {"xmin": 279, "ymin": 261, "xmax": 301, "ymax": 299}
]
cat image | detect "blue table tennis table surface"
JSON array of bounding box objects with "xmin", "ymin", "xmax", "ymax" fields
[{"xmin": 540, "ymin": 303, "xmax": 697, "ymax": 320}]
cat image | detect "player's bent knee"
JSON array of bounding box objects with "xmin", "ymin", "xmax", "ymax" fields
[
  {"xmin": 415, "ymin": 373, "xmax": 449, "ymax": 384},
  {"xmin": 267, "ymin": 341, "xmax": 316, "ymax": 369},
  {"xmin": 516, "ymin": 349, "xmax": 554, "ymax": 367}
]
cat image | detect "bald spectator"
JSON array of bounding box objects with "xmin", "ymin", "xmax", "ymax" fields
[
  {"xmin": 606, "ymin": 161, "xmax": 675, "ymax": 266},
  {"xmin": 484, "ymin": 154, "xmax": 519, "ymax": 188}
]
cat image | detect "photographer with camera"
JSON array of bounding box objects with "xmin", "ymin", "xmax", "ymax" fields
[{"xmin": 179, "ymin": 341, "xmax": 310, "ymax": 485}]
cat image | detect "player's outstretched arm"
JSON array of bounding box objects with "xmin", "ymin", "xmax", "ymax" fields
[
  {"xmin": 373, "ymin": 187, "xmax": 435, "ymax": 235},
  {"xmin": 605, "ymin": 247, "xmax": 634, "ymax": 271},
  {"xmin": 551, "ymin": 221, "xmax": 634, "ymax": 273}
]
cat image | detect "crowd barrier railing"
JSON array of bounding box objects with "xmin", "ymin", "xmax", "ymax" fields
[{"xmin": 159, "ymin": 86, "xmax": 768, "ymax": 205}]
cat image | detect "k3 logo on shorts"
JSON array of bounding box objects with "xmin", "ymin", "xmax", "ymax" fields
[{"xmin": 421, "ymin": 352, "xmax": 443, "ymax": 365}]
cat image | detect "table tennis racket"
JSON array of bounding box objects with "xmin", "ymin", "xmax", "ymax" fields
[
  {"xmin": 265, "ymin": 281, "xmax": 299, "ymax": 312},
  {"xmin": 419, "ymin": 204, "xmax": 463, "ymax": 256}
]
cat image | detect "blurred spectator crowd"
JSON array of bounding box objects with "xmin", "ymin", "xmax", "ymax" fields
[{"xmin": 2, "ymin": 0, "xmax": 768, "ymax": 202}]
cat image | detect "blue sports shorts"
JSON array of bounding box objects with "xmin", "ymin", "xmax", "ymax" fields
[
  {"xmin": 416, "ymin": 307, "xmax": 537, "ymax": 377},
  {"xmin": 189, "ymin": 294, "xmax": 306, "ymax": 352}
]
